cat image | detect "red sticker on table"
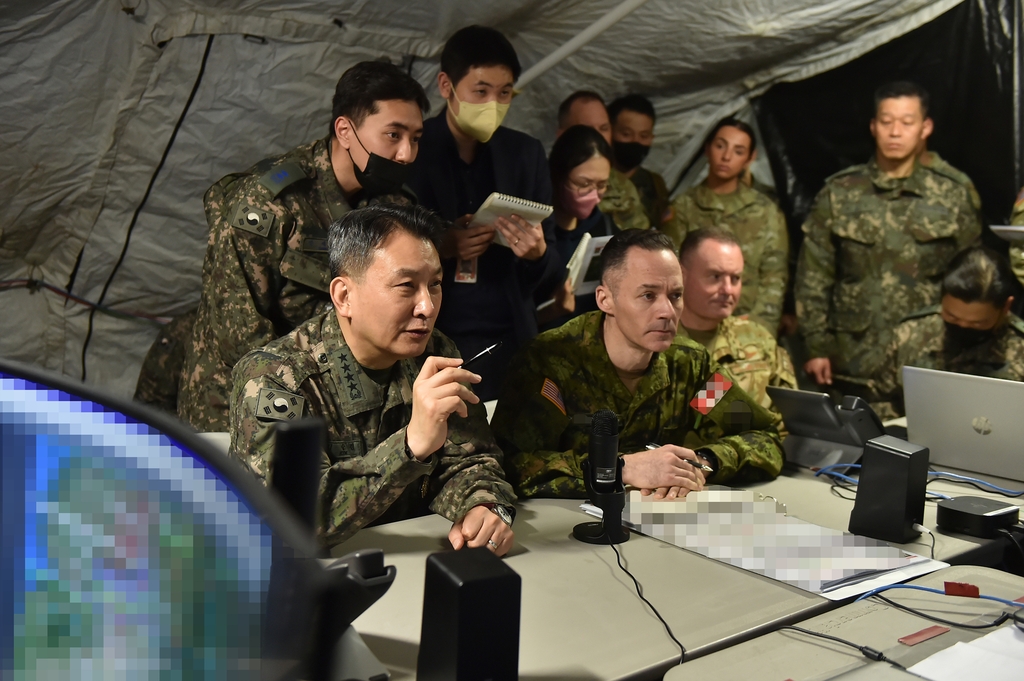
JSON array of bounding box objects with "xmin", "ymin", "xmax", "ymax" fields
[
  {"xmin": 899, "ymin": 625, "xmax": 949, "ymax": 646},
  {"xmin": 944, "ymin": 581, "xmax": 980, "ymax": 598}
]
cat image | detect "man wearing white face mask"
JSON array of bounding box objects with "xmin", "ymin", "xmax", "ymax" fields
[{"xmin": 409, "ymin": 25, "xmax": 558, "ymax": 401}]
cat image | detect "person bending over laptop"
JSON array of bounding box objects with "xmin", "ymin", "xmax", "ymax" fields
[
  {"xmin": 871, "ymin": 246, "xmax": 1024, "ymax": 419},
  {"xmin": 491, "ymin": 229, "xmax": 783, "ymax": 500}
]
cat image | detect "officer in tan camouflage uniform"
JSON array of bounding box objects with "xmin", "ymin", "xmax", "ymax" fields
[
  {"xmin": 663, "ymin": 117, "xmax": 789, "ymax": 333},
  {"xmin": 491, "ymin": 230, "xmax": 783, "ymax": 500},
  {"xmin": 230, "ymin": 204, "xmax": 517, "ymax": 551},
  {"xmin": 556, "ymin": 91, "xmax": 651, "ymax": 232},
  {"xmin": 677, "ymin": 229, "xmax": 796, "ymax": 419},
  {"xmin": 608, "ymin": 94, "xmax": 671, "ymax": 226},
  {"xmin": 871, "ymin": 247, "xmax": 1024, "ymax": 419},
  {"xmin": 179, "ymin": 61, "xmax": 429, "ymax": 432},
  {"xmin": 134, "ymin": 309, "xmax": 197, "ymax": 414},
  {"xmin": 796, "ymin": 81, "xmax": 981, "ymax": 399}
]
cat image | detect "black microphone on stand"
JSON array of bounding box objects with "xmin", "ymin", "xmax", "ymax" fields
[{"xmin": 573, "ymin": 409, "xmax": 629, "ymax": 544}]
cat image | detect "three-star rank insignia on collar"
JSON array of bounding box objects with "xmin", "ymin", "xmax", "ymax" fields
[
  {"xmin": 255, "ymin": 388, "xmax": 306, "ymax": 422},
  {"xmin": 231, "ymin": 204, "xmax": 276, "ymax": 237}
]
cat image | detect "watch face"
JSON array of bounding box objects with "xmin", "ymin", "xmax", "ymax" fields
[{"xmin": 493, "ymin": 505, "xmax": 514, "ymax": 526}]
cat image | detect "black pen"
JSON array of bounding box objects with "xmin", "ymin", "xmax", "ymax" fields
[
  {"xmin": 644, "ymin": 443, "xmax": 714, "ymax": 473},
  {"xmin": 461, "ymin": 342, "xmax": 502, "ymax": 371}
]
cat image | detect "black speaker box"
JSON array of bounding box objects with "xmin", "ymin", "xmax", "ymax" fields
[
  {"xmin": 848, "ymin": 435, "xmax": 929, "ymax": 543},
  {"xmin": 416, "ymin": 547, "xmax": 521, "ymax": 681}
]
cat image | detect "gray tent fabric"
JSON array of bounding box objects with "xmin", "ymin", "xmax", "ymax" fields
[{"xmin": 0, "ymin": 0, "xmax": 963, "ymax": 398}]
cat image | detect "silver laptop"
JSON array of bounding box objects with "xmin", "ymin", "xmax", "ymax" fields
[{"xmin": 903, "ymin": 365, "xmax": 1024, "ymax": 482}]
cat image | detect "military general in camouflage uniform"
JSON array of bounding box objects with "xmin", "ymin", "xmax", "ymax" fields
[
  {"xmin": 677, "ymin": 229, "xmax": 796, "ymax": 421},
  {"xmin": 491, "ymin": 230, "xmax": 783, "ymax": 500},
  {"xmin": 663, "ymin": 117, "xmax": 789, "ymax": 333},
  {"xmin": 871, "ymin": 247, "xmax": 1024, "ymax": 419},
  {"xmin": 179, "ymin": 61, "xmax": 430, "ymax": 432},
  {"xmin": 796, "ymin": 81, "xmax": 981, "ymax": 398},
  {"xmin": 231, "ymin": 204, "xmax": 517, "ymax": 551},
  {"xmin": 556, "ymin": 91, "xmax": 651, "ymax": 232}
]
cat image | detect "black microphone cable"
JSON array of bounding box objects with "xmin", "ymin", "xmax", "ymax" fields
[
  {"xmin": 608, "ymin": 541, "xmax": 687, "ymax": 664},
  {"xmin": 778, "ymin": 626, "xmax": 906, "ymax": 669}
]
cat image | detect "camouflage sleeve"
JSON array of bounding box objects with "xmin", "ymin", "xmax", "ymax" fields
[
  {"xmin": 490, "ymin": 350, "xmax": 586, "ymax": 499},
  {"xmin": 795, "ymin": 187, "xmax": 837, "ymax": 359},
  {"xmin": 687, "ymin": 361, "xmax": 785, "ymax": 483},
  {"xmin": 660, "ymin": 193, "xmax": 691, "ymax": 251},
  {"xmin": 954, "ymin": 183, "xmax": 982, "ymax": 252},
  {"xmin": 601, "ymin": 173, "xmax": 652, "ymax": 232},
  {"xmin": 747, "ymin": 202, "xmax": 790, "ymax": 333},
  {"xmin": 771, "ymin": 343, "xmax": 798, "ymax": 390},
  {"xmin": 134, "ymin": 309, "xmax": 196, "ymax": 413},
  {"xmin": 867, "ymin": 329, "xmax": 905, "ymax": 421},
  {"xmin": 203, "ymin": 181, "xmax": 294, "ymax": 369}
]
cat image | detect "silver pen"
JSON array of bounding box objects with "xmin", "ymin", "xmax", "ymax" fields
[{"xmin": 645, "ymin": 443, "xmax": 714, "ymax": 473}]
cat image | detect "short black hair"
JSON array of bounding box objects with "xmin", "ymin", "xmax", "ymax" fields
[
  {"xmin": 599, "ymin": 229, "xmax": 676, "ymax": 287},
  {"xmin": 557, "ymin": 90, "xmax": 605, "ymax": 129},
  {"xmin": 330, "ymin": 61, "xmax": 429, "ymax": 138},
  {"xmin": 548, "ymin": 125, "xmax": 612, "ymax": 191},
  {"xmin": 440, "ymin": 25, "xmax": 521, "ymax": 87},
  {"xmin": 608, "ymin": 94, "xmax": 656, "ymax": 125},
  {"xmin": 679, "ymin": 227, "xmax": 742, "ymax": 265},
  {"xmin": 941, "ymin": 247, "xmax": 1016, "ymax": 308},
  {"xmin": 328, "ymin": 204, "xmax": 446, "ymax": 279},
  {"xmin": 703, "ymin": 116, "xmax": 756, "ymax": 154},
  {"xmin": 874, "ymin": 80, "xmax": 930, "ymax": 118}
]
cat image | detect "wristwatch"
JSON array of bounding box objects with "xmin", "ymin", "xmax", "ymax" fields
[{"xmin": 482, "ymin": 503, "xmax": 516, "ymax": 527}]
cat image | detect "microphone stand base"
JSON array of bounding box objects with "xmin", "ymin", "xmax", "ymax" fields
[{"xmin": 572, "ymin": 520, "xmax": 630, "ymax": 545}]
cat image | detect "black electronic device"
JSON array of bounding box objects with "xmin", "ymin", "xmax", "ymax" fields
[
  {"xmin": 573, "ymin": 409, "xmax": 630, "ymax": 545},
  {"xmin": 767, "ymin": 386, "xmax": 886, "ymax": 469},
  {"xmin": 935, "ymin": 496, "xmax": 1020, "ymax": 538},
  {"xmin": 848, "ymin": 435, "xmax": 929, "ymax": 543},
  {"xmin": 416, "ymin": 547, "xmax": 521, "ymax": 681},
  {"xmin": 271, "ymin": 417, "xmax": 326, "ymax": 534}
]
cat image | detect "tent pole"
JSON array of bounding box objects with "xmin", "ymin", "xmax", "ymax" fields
[
  {"xmin": 1015, "ymin": 0, "xmax": 1024, "ymax": 193},
  {"xmin": 515, "ymin": 0, "xmax": 652, "ymax": 88}
]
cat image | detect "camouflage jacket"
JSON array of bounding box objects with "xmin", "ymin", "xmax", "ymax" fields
[
  {"xmin": 870, "ymin": 307, "xmax": 1024, "ymax": 419},
  {"xmin": 230, "ymin": 310, "xmax": 515, "ymax": 548},
  {"xmin": 600, "ymin": 168, "xmax": 651, "ymax": 232},
  {"xmin": 918, "ymin": 151, "xmax": 982, "ymax": 214},
  {"xmin": 678, "ymin": 315, "xmax": 796, "ymax": 419},
  {"xmin": 1009, "ymin": 187, "xmax": 1024, "ymax": 286},
  {"xmin": 795, "ymin": 157, "xmax": 981, "ymax": 382},
  {"xmin": 629, "ymin": 166, "xmax": 671, "ymax": 227},
  {"xmin": 179, "ymin": 136, "xmax": 412, "ymax": 432},
  {"xmin": 134, "ymin": 308, "xmax": 197, "ymax": 415},
  {"xmin": 664, "ymin": 181, "xmax": 790, "ymax": 332},
  {"xmin": 490, "ymin": 311, "xmax": 784, "ymax": 498}
]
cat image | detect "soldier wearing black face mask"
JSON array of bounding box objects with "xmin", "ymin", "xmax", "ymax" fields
[
  {"xmin": 870, "ymin": 247, "xmax": 1024, "ymax": 420},
  {"xmin": 608, "ymin": 94, "xmax": 671, "ymax": 226},
  {"xmin": 179, "ymin": 61, "xmax": 429, "ymax": 432}
]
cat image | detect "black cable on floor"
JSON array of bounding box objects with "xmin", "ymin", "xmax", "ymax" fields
[
  {"xmin": 609, "ymin": 541, "xmax": 687, "ymax": 664},
  {"xmin": 79, "ymin": 33, "xmax": 215, "ymax": 380}
]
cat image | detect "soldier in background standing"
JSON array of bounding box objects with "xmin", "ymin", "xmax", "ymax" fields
[
  {"xmin": 662, "ymin": 117, "xmax": 789, "ymax": 334},
  {"xmin": 179, "ymin": 61, "xmax": 428, "ymax": 432},
  {"xmin": 796, "ymin": 81, "xmax": 981, "ymax": 400},
  {"xmin": 607, "ymin": 94, "xmax": 671, "ymax": 227},
  {"xmin": 556, "ymin": 91, "xmax": 651, "ymax": 232}
]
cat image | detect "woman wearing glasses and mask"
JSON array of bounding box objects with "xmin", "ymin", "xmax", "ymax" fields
[{"xmin": 537, "ymin": 124, "xmax": 620, "ymax": 329}]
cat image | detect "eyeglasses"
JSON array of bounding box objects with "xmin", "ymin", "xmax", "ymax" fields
[{"xmin": 566, "ymin": 177, "xmax": 609, "ymax": 196}]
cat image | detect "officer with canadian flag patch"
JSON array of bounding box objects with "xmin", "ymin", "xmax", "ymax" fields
[{"xmin": 492, "ymin": 230, "xmax": 783, "ymax": 499}]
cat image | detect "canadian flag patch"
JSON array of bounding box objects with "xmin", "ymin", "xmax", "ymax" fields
[{"xmin": 689, "ymin": 373, "xmax": 733, "ymax": 415}]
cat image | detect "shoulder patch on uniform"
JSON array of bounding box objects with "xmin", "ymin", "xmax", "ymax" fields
[
  {"xmin": 231, "ymin": 204, "xmax": 276, "ymax": 237},
  {"xmin": 690, "ymin": 372, "xmax": 732, "ymax": 415},
  {"xmin": 255, "ymin": 387, "xmax": 306, "ymax": 422},
  {"xmin": 1008, "ymin": 315, "xmax": 1024, "ymax": 337},
  {"xmin": 258, "ymin": 161, "xmax": 308, "ymax": 197},
  {"xmin": 540, "ymin": 378, "xmax": 566, "ymax": 415},
  {"xmin": 899, "ymin": 304, "xmax": 941, "ymax": 323}
]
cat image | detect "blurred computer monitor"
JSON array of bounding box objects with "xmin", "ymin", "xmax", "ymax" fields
[{"xmin": 0, "ymin": 359, "xmax": 326, "ymax": 680}]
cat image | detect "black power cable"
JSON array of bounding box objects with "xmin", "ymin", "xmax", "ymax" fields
[
  {"xmin": 870, "ymin": 594, "xmax": 1012, "ymax": 630},
  {"xmin": 778, "ymin": 625, "xmax": 906, "ymax": 669},
  {"xmin": 609, "ymin": 542, "xmax": 687, "ymax": 664},
  {"xmin": 79, "ymin": 33, "xmax": 216, "ymax": 379}
]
